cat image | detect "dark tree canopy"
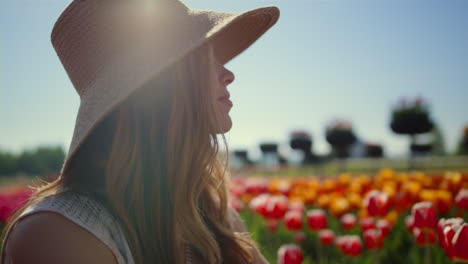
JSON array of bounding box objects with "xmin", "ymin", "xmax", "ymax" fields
[
  {"xmin": 390, "ymin": 97, "xmax": 434, "ymax": 135},
  {"xmin": 233, "ymin": 149, "xmax": 254, "ymax": 165},
  {"xmin": 289, "ymin": 130, "xmax": 318, "ymax": 164},
  {"xmin": 259, "ymin": 142, "xmax": 287, "ymax": 165},
  {"xmin": 456, "ymin": 125, "xmax": 468, "ymax": 156},
  {"xmin": 0, "ymin": 145, "xmax": 65, "ymax": 176},
  {"xmin": 325, "ymin": 119, "xmax": 357, "ymax": 159},
  {"xmin": 364, "ymin": 143, "xmax": 384, "ymax": 158}
]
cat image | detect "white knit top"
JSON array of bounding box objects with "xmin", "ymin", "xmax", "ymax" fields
[
  {"xmin": 0, "ymin": 186, "xmax": 192, "ymax": 264},
  {"xmin": 1, "ymin": 187, "xmax": 269, "ymax": 264}
]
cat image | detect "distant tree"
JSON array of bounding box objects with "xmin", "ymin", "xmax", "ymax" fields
[
  {"xmin": 410, "ymin": 143, "xmax": 432, "ymax": 154},
  {"xmin": 16, "ymin": 145, "xmax": 65, "ymax": 175},
  {"xmin": 289, "ymin": 130, "xmax": 318, "ymax": 165},
  {"xmin": 232, "ymin": 149, "xmax": 254, "ymax": 165},
  {"xmin": 456, "ymin": 125, "xmax": 468, "ymax": 156},
  {"xmin": 0, "ymin": 150, "xmax": 18, "ymax": 176},
  {"xmin": 325, "ymin": 119, "xmax": 357, "ymax": 159},
  {"xmin": 364, "ymin": 143, "xmax": 384, "ymax": 158},
  {"xmin": 390, "ymin": 96, "xmax": 434, "ymax": 156},
  {"xmin": 259, "ymin": 142, "xmax": 287, "ymax": 166}
]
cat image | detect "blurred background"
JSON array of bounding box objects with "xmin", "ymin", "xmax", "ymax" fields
[{"xmin": 1, "ymin": 0, "xmax": 467, "ymax": 263}]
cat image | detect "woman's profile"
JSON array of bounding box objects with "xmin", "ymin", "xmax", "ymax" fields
[{"xmin": 0, "ymin": 0, "xmax": 280, "ymax": 263}]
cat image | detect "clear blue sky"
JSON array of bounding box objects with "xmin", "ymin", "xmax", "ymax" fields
[{"xmin": 1, "ymin": 0, "xmax": 467, "ymax": 159}]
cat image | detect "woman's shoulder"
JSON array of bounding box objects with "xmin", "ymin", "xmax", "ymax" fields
[
  {"xmin": 4, "ymin": 210, "xmax": 118, "ymax": 264},
  {"xmin": 226, "ymin": 204, "xmax": 248, "ymax": 232},
  {"xmin": 2, "ymin": 188, "xmax": 133, "ymax": 264}
]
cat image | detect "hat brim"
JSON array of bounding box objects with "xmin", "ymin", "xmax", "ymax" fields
[
  {"xmin": 59, "ymin": 5, "xmax": 280, "ymax": 176},
  {"xmin": 205, "ymin": 6, "xmax": 280, "ymax": 65}
]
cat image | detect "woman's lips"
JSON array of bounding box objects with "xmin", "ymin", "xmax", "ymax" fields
[{"xmin": 218, "ymin": 98, "xmax": 233, "ymax": 107}]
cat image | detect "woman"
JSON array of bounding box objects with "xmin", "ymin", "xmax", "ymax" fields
[{"xmin": 0, "ymin": 0, "xmax": 280, "ymax": 263}]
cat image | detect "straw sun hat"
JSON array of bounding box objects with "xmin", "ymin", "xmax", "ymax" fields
[{"xmin": 52, "ymin": 0, "xmax": 280, "ymax": 176}]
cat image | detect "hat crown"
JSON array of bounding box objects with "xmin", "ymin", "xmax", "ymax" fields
[{"xmin": 51, "ymin": 0, "xmax": 191, "ymax": 97}]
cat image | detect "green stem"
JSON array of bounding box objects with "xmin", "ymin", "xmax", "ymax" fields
[
  {"xmin": 317, "ymin": 240, "xmax": 322, "ymax": 264},
  {"xmin": 374, "ymin": 249, "xmax": 380, "ymax": 264},
  {"xmin": 325, "ymin": 246, "xmax": 329, "ymax": 264},
  {"xmin": 424, "ymin": 231, "xmax": 431, "ymax": 264}
]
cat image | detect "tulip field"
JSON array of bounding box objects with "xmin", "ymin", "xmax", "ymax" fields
[
  {"xmin": 228, "ymin": 169, "xmax": 468, "ymax": 264},
  {"xmin": 0, "ymin": 169, "xmax": 467, "ymax": 264}
]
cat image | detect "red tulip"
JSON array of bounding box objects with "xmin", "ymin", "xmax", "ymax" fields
[
  {"xmin": 376, "ymin": 219, "xmax": 392, "ymax": 237},
  {"xmin": 363, "ymin": 229, "xmax": 383, "ymax": 250},
  {"xmin": 405, "ymin": 215, "xmax": 415, "ymax": 232},
  {"xmin": 437, "ymin": 218, "xmax": 464, "ymax": 259},
  {"xmin": 318, "ymin": 229, "xmax": 334, "ymax": 246},
  {"xmin": 438, "ymin": 218, "xmax": 468, "ymax": 262},
  {"xmin": 278, "ymin": 244, "xmax": 304, "ymax": 264},
  {"xmin": 265, "ymin": 195, "xmax": 289, "ymax": 219},
  {"xmin": 245, "ymin": 178, "xmax": 268, "ymax": 196},
  {"xmin": 229, "ymin": 197, "xmax": 244, "ymax": 212},
  {"xmin": 284, "ymin": 210, "xmax": 303, "ymax": 231},
  {"xmin": 288, "ymin": 201, "xmax": 305, "ymax": 215},
  {"xmin": 455, "ymin": 189, "xmax": 468, "ymax": 210},
  {"xmin": 336, "ymin": 235, "xmax": 362, "ymax": 257},
  {"xmin": 363, "ymin": 190, "xmax": 390, "ymax": 217},
  {"xmin": 229, "ymin": 184, "xmax": 246, "ymax": 199},
  {"xmin": 335, "ymin": 236, "xmax": 347, "ymax": 252},
  {"xmin": 411, "ymin": 202, "xmax": 437, "ymax": 229},
  {"xmin": 266, "ymin": 218, "xmax": 279, "ymax": 232},
  {"xmin": 413, "ymin": 227, "xmax": 436, "ymax": 246},
  {"xmin": 0, "ymin": 189, "xmax": 33, "ymax": 223},
  {"xmin": 249, "ymin": 193, "xmax": 271, "ymax": 217},
  {"xmin": 359, "ymin": 217, "xmax": 375, "ymax": 232},
  {"xmin": 340, "ymin": 213, "xmax": 356, "ymax": 231},
  {"xmin": 307, "ymin": 209, "xmax": 327, "ymax": 231},
  {"xmin": 294, "ymin": 231, "xmax": 306, "ymax": 244},
  {"xmin": 450, "ymin": 223, "xmax": 468, "ymax": 262}
]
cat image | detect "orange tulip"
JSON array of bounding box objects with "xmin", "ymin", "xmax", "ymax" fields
[{"xmin": 329, "ymin": 197, "xmax": 351, "ymax": 218}]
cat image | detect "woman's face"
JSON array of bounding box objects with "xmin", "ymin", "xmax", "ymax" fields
[{"xmin": 213, "ymin": 57, "xmax": 235, "ymax": 134}]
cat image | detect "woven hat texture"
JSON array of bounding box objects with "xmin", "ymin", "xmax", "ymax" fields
[{"xmin": 52, "ymin": 0, "xmax": 280, "ymax": 175}]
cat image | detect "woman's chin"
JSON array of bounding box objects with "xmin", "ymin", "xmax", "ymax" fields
[{"xmin": 215, "ymin": 117, "xmax": 232, "ymax": 134}]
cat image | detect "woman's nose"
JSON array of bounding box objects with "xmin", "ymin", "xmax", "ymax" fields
[{"xmin": 222, "ymin": 67, "xmax": 235, "ymax": 86}]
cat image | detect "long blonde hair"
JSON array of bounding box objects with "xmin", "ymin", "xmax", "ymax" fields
[{"xmin": 1, "ymin": 42, "xmax": 260, "ymax": 263}]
